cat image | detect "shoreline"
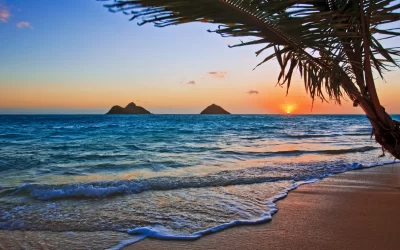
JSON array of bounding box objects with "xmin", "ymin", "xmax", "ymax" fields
[
  {"xmin": 0, "ymin": 163, "xmax": 398, "ymax": 249},
  {"xmin": 124, "ymin": 163, "xmax": 400, "ymax": 250}
]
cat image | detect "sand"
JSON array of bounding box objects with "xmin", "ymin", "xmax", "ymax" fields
[{"xmin": 125, "ymin": 164, "xmax": 400, "ymax": 250}]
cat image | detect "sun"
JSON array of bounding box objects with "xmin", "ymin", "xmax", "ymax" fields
[{"xmin": 282, "ymin": 104, "xmax": 296, "ymax": 114}]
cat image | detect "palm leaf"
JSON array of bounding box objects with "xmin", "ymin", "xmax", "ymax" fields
[{"xmin": 99, "ymin": 0, "xmax": 400, "ymax": 104}]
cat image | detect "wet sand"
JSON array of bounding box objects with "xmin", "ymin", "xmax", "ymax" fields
[{"xmin": 126, "ymin": 164, "xmax": 400, "ymax": 250}]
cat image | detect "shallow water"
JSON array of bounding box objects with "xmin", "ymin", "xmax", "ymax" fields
[{"xmin": 0, "ymin": 115, "xmax": 396, "ymax": 249}]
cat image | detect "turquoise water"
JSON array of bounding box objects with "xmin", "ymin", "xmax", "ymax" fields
[{"xmin": 0, "ymin": 115, "xmax": 396, "ymax": 249}]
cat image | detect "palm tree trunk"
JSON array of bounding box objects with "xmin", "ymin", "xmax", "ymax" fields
[
  {"xmin": 348, "ymin": 83, "xmax": 400, "ymax": 158},
  {"xmin": 354, "ymin": 0, "xmax": 400, "ymax": 159},
  {"xmin": 341, "ymin": 64, "xmax": 400, "ymax": 158},
  {"xmin": 336, "ymin": 64, "xmax": 399, "ymax": 158},
  {"xmin": 358, "ymin": 97, "xmax": 400, "ymax": 159},
  {"xmin": 369, "ymin": 111, "xmax": 400, "ymax": 159}
]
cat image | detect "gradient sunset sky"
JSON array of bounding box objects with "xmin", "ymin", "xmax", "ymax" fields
[{"xmin": 1, "ymin": 0, "xmax": 399, "ymax": 114}]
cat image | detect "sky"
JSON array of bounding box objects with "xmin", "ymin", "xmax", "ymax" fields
[{"xmin": 1, "ymin": 0, "xmax": 400, "ymax": 114}]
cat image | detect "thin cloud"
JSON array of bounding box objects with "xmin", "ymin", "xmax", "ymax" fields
[
  {"xmin": 208, "ymin": 71, "xmax": 228, "ymax": 80},
  {"xmin": 186, "ymin": 80, "xmax": 196, "ymax": 85},
  {"xmin": 247, "ymin": 90, "xmax": 259, "ymax": 95},
  {"xmin": 0, "ymin": 4, "xmax": 10, "ymax": 23},
  {"xmin": 16, "ymin": 21, "xmax": 32, "ymax": 29}
]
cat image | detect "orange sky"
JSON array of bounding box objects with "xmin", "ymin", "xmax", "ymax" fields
[{"xmin": 1, "ymin": 69, "xmax": 399, "ymax": 114}]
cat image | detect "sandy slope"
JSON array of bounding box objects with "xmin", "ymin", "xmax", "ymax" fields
[{"xmin": 126, "ymin": 164, "xmax": 400, "ymax": 250}]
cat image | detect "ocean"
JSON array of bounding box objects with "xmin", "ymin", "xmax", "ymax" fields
[{"xmin": 0, "ymin": 114, "xmax": 396, "ymax": 249}]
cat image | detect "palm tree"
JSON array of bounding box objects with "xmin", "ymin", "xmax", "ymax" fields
[{"xmin": 99, "ymin": 0, "xmax": 400, "ymax": 158}]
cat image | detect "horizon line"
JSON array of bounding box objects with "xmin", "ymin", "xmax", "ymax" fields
[{"xmin": 0, "ymin": 113, "xmax": 378, "ymax": 116}]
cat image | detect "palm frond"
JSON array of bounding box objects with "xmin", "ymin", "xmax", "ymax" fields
[{"xmin": 100, "ymin": 0, "xmax": 400, "ymax": 104}]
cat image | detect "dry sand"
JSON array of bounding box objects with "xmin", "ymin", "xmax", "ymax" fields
[{"xmin": 126, "ymin": 164, "xmax": 400, "ymax": 250}]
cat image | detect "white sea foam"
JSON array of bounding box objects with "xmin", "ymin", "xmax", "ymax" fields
[
  {"xmin": 8, "ymin": 162, "xmax": 375, "ymax": 201},
  {"xmin": 12, "ymin": 182, "xmax": 149, "ymax": 200},
  {"xmin": 109, "ymin": 178, "xmax": 319, "ymax": 249}
]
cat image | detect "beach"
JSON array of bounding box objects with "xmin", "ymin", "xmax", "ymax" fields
[{"xmin": 126, "ymin": 163, "xmax": 400, "ymax": 250}]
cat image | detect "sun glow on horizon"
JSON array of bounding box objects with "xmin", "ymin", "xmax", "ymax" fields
[{"xmin": 282, "ymin": 104, "xmax": 296, "ymax": 114}]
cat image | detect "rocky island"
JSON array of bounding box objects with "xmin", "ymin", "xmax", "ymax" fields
[
  {"xmin": 106, "ymin": 102, "xmax": 151, "ymax": 114},
  {"xmin": 200, "ymin": 104, "xmax": 230, "ymax": 114}
]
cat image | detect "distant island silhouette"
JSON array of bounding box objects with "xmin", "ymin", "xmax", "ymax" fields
[
  {"xmin": 200, "ymin": 104, "xmax": 230, "ymax": 114},
  {"xmin": 106, "ymin": 102, "xmax": 151, "ymax": 114}
]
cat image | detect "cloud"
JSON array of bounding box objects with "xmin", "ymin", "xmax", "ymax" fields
[
  {"xmin": 186, "ymin": 80, "xmax": 196, "ymax": 85},
  {"xmin": 208, "ymin": 71, "xmax": 228, "ymax": 80},
  {"xmin": 247, "ymin": 90, "xmax": 259, "ymax": 95},
  {"xmin": 0, "ymin": 4, "xmax": 10, "ymax": 23},
  {"xmin": 16, "ymin": 21, "xmax": 32, "ymax": 29}
]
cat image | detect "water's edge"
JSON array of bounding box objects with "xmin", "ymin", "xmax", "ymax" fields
[{"xmin": 109, "ymin": 161, "xmax": 394, "ymax": 250}]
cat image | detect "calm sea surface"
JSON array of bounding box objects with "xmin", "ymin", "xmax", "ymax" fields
[{"xmin": 0, "ymin": 115, "xmax": 396, "ymax": 249}]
